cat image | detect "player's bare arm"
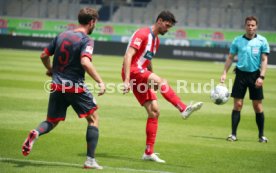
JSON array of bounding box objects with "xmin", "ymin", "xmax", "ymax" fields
[
  {"xmin": 123, "ymin": 46, "xmax": 136, "ymax": 94},
  {"xmin": 255, "ymin": 54, "xmax": 268, "ymax": 88},
  {"xmin": 40, "ymin": 51, "xmax": 52, "ymax": 77},
  {"xmin": 221, "ymin": 54, "xmax": 234, "ymax": 83},
  {"xmin": 260, "ymin": 53, "xmax": 268, "ymax": 77},
  {"xmin": 81, "ymin": 56, "xmax": 105, "ymax": 96}
]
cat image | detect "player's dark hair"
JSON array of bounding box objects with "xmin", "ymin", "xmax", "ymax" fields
[
  {"xmin": 245, "ymin": 16, "xmax": 258, "ymax": 25},
  {"xmin": 78, "ymin": 7, "xmax": 99, "ymax": 25},
  {"xmin": 156, "ymin": 10, "xmax": 177, "ymax": 25}
]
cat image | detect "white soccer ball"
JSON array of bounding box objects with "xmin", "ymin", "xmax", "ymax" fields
[{"xmin": 210, "ymin": 85, "xmax": 230, "ymax": 105}]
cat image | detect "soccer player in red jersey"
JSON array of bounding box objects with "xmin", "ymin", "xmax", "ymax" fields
[
  {"xmin": 22, "ymin": 7, "xmax": 105, "ymax": 169},
  {"xmin": 122, "ymin": 11, "xmax": 203, "ymax": 163}
]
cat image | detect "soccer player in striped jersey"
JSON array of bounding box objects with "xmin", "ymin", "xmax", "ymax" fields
[
  {"xmin": 122, "ymin": 10, "xmax": 203, "ymax": 163},
  {"xmin": 21, "ymin": 7, "xmax": 105, "ymax": 169}
]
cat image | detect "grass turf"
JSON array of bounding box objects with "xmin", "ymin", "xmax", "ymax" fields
[{"xmin": 0, "ymin": 48, "xmax": 276, "ymax": 173}]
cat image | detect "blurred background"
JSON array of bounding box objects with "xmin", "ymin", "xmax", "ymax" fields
[
  {"xmin": 0, "ymin": 0, "xmax": 276, "ymax": 63},
  {"xmin": 1, "ymin": 0, "xmax": 276, "ymax": 30}
]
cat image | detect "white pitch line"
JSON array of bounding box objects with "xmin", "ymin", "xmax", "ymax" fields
[{"xmin": 0, "ymin": 157, "xmax": 173, "ymax": 173}]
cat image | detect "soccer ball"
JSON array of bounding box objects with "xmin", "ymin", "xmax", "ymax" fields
[{"xmin": 210, "ymin": 85, "xmax": 230, "ymax": 105}]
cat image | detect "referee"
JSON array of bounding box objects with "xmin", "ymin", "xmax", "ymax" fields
[{"xmin": 220, "ymin": 16, "xmax": 270, "ymax": 143}]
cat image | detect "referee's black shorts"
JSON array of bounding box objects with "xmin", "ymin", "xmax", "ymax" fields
[{"xmin": 231, "ymin": 68, "xmax": 263, "ymax": 100}]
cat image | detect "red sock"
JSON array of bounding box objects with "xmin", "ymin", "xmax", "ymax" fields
[
  {"xmin": 145, "ymin": 118, "xmax": 158, "ymax": 155},
  {"xmin": 160, "ymin": 83, "xmax": 187, "ymax": 112}
]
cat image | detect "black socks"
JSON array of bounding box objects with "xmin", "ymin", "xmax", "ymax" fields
[
  {"xmin": 256, "ymin": 112, "xmax": 264, "ymax": 138},
  {"xmin": 86, "ymin": 125, "xmax": 99, "ymax": 158},
  {"xmin": 231, "ymin": 110, "xmax": 240, "ymax": 136},
  {"xmin": 231, "ymin": 111, "xmax": 265, "ymax": 138},
  {"xmin": 36, "ymin": 121, "xmax": 54, "ymax": 136}
]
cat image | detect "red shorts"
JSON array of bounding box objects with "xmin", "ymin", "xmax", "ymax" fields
[{"xmin": 122, "ymin": 68, "xmax": 157, "ymax": 105}]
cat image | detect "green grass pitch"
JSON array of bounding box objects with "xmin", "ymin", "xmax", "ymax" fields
[{"xmin": 0, "ymin": 48, "xmax": 276, "ymax": 173}]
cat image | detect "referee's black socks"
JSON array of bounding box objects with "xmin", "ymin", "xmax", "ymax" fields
[
  {"xmin": 231, "ymin": 110, "xmax": 241, "ymax": 136},
  {"xmin": 256, "ymin": 112, "xmax": 265, "ymax": 138}
]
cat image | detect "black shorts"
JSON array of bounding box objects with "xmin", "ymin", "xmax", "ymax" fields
[
  {"xmin": 231, "ymin": 68, "xmax": 263, "ymax": 100},
  {"xmin": 46, "ymin": 89, "xmax": 97, "ymax": 123}
]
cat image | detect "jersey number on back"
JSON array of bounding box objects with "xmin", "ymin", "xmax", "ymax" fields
[{"xmin": 58, "ymin": 40, "xmax": 72, "ymax": 71}]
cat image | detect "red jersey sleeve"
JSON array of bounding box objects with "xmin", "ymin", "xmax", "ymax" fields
[
  {"xmin": 129, "ymin": 28, "xmax": 147, "ymax": 50},
  {"xmin": 43, "ymin": 48, "xmax": 51, "ymax": 56}
]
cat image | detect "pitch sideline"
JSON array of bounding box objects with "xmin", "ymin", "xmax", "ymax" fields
[{"xmin": 0, "ymin": 157, "xmax": 173, "ymax": 173}]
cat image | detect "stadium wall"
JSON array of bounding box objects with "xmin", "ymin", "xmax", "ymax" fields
[
  {"xmin": 1, "ymin": 35, "xmax": 276, "ymax": 65},
  {"xmin": 1, "ymin": 17, "xmax": 276, "ymax": 46}
]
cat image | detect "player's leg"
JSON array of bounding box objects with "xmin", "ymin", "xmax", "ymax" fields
[
  {"xmin": 144, "ymin": 100, "xmax": 159, "ymax": 155},
  {"xmin": 69, "ymin": 90, "xmax": 102, "ymax": 169},
  {"xmin": 148, "ymin": 73, "xmax": 186, "ymax": 111},
  {"xmin": 249, "ymin": 83, "xmax": 267, "ymax": 142},
  {"xmin": 130, "ymin": 74, "xmax": 164, "ymax": 162},
  {"xmin": 86, "ymin": 110, "xmax": 99, "ymax": 160},
  {"xmin": 84, "ymin": 111, "xmax": 103, "ymax": 169},
  {"xmin": 148, "ymin": 73, "xmax": 203, "ymax": 119},
  {"xmin": 227, "ymin": 71, "xmax": 247, "ymax": 141},
  {"xmin": 141, "ymin": 100, "xmax": 165, "ymax": 163},
  {"xmin": 36, "ymin": 121, "xmax": 58, "ymax": 135},
  {"xmin": 129, "ymin": 70, "xmax": 165, "ymax": 163},
  {"xmin": 227, "ymin": 98, "xmax": 243, "ymax": 141},
  {"xmin": 252, "ymin": 100, "xmax": 267, "ymax": 142},
  {"xmin": 22, "ymin": 91, "xmax": 67, "ymax": 156}
]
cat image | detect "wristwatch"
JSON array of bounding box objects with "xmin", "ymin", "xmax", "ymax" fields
[{"xmin": 259, "ymin": 75, "xmax": 265, "ymax": 80}]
